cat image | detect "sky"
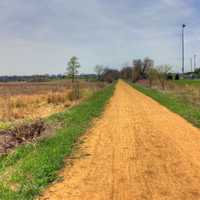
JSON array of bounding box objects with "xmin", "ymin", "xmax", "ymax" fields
[{"xmin": 0, "ymin": 0, "xmax": 200, "ymax": 75}]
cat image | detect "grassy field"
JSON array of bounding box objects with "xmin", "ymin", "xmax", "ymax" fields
[
  {"xmin": 0, "ymin": 80, "xmax": 106, "ymax": 130},
  {"xmin": 0, "ymin": 83, "xmax": 115, "ymax": 200},
  {"xmin": 173, "ymin": 79, "xmax": 200, "ymax": 86},
  {"xmin": 132, "ymin": 83, "xmax": 200, "ymax": 128}
]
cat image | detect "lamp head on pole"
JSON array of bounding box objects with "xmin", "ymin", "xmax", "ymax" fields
[{"xmin": 182, "ymin": 24, "xmax": 186, "ymax": 28}]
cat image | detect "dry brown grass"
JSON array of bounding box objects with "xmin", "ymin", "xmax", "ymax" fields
[
  {"xmin": 149, "ymin": 80, "xmax": 200, "ymax": 107},
  {"xmin": 47, "ymin": 92, "xmax": 68, "ymax": 105},
  {"xmin": 173, "ymin": 85, "xmax": 200, "ymax": 106},
  {"xmin": 0, "ymin": 94, "xmax": 57, "ymax": 121},
  {"xmin": 0, "ymin": 80, "xmax": 107, "ymax": 124}
]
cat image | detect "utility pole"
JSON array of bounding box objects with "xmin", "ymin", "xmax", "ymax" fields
[
  {"xmin": 190, "ymin": 58, "xmax": 193, "ymax": 72},
  {"xmin": 194, "ymin": 54, "xmax": 197, "ymax": 71},
  {"xmin": 182, "ymin": 24, "xmax": 186, "ymax": 74}
]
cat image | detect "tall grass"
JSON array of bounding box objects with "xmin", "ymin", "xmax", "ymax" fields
[
  {"xmin": 0, "ymin": 81, "xmax": 107, "ymax": 125},
  {"xmin": 139, "ymin": 79, "xmax": 200, "ymax": 108}
]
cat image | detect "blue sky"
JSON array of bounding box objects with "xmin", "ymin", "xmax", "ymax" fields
[{"xmin": 0, "ymin": 0, "xmax": 200, "ymax": 75}]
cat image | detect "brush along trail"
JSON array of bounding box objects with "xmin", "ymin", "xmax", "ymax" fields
[{"xmin": 40, "ymin": 80, "xmax": 200, "ymax": 200}]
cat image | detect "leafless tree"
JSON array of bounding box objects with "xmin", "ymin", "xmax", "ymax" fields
[
  {"xmin": 94, "ymin": 65, "xmax": 104, "ymax": 80},
  {"xmin": 147, "ymin": 67, "xmax": 158, "ymax": 87},
  {"xmin": 142, "ymin": 57, "xmax": 154, "ymax": 78},
  {"xmin": 132, "ymin": 59, "xmax": 143, "ymax": 82},
  {"xmin": 102, "ymin": 68, "xmax": 120, "ymax": 83},
  {"xmin": 120, "ymin": 64, "xmax": 133, "ymax": 80},
  {"xmin": 157, "ymin": 65, "xmax": 172, "ymax": 90}
]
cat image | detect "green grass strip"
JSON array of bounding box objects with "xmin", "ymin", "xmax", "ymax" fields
[
  {"xmin": 173, "ymin": 79, "xmax": 200, "ymax": 86},
  {"xmin": 0, "ymin": 84, "xmax": 115, "ymax": 200},
  {"xmin": 132, "ymin": 83, "xmax": 200, "ymax": 128}
]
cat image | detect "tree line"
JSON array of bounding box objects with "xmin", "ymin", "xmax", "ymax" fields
[
  {"xmin": 93, "ymin": 57, "xmax": 178, "ymax": 90},
  {"xmin": 66, "ymin": 56, "xmax": 179, "ymax": 90},
  {"xmin": 0, "ymin": 74, "xmax": 66, "ymax": 82}
]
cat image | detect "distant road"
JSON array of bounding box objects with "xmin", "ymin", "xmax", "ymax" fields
[{"xmin": 40, "ymin": 80, "xmax": 200, "ymax": 200}]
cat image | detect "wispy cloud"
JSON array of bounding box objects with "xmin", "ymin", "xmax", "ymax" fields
[{"xmin": 0, "ymin": 0, "xmax": 199, "ymax": 75}]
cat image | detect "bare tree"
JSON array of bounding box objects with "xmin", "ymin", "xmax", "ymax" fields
[
  {"xmin": 132, "ymin": 58, "xmax": 154, "ymax": 82},
  {"xmin": 142, "ymin": 57, "xmax": 154, "ymax": 78},
  {"xmin": 120, "ymin": 63, "xmax": 133, "ymax": 80},
  {"xmin": 67, "ymin": 56, "xmax": 80, "ymax": 83},
  {"xmin": 94, "ymin": 65, "xmax": 104, "ymax": 80},
  {"xmin": 147, "ymin": 67, "xmax": 158, "ymax": 87},
  {"xmin": 157, "ymin": 65, "xmax": 171, "ymax": 90},
  {"xmin": 102, "ymin": 68, "xmax": 120, "ymax": 83},
  {"xmin": 132, "ymin": 59, "xmax": 142, "ymax": 82}
]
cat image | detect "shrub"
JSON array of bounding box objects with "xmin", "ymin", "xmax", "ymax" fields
[
  {"xmin": 47, "ymin": 93, "xmax": 67, "ymax": 105},
  {"xmin": 68, "ymin": 89, "xmax": 82, "ymax": 101},
  {"xmin": 167, "ymin": 73, "xmax": 173, "ymax": 80},
  {"xmin": 175, "ymin": 74, "xmax": 180, "ymax": 80}
]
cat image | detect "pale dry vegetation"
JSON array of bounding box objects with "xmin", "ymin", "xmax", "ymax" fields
[
  {"xmin": 143, "ymin": 79, "xmax": 200, "ymax": 107},
  {"xmin": 0, "ymin": 80, "xmax": 106, "ymax": 127},
  {"xmin": 167, "ymin": 82, "xmax": 200, "ymax": 106}
]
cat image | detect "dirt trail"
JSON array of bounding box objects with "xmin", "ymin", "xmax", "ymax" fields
[{"xmin": 40, "ymin": 80, "xmax": 200, "ymax": 200}]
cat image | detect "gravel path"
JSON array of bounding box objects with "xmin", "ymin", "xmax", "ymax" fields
[{"xmin": 40, "ymin": 80, "xmax": 200, "ymax": 200}]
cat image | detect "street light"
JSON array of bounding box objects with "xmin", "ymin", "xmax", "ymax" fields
[{"xmin": 182, "ymin": 24, "xmax": 186, "ymax": 74}]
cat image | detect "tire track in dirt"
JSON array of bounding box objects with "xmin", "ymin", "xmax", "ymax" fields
[{"xmin": 40, "ymin": 80, "xmax": 200, "ymax": 200}]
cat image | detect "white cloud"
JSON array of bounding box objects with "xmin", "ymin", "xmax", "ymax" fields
[{"xmin": 0, "ymin": 0, "xmax": 199, "ymax": 75}]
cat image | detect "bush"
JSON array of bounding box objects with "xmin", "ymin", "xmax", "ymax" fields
[
  {"xmin": 175, "ymin": 74, "xmax": 180, "ymax": 80},
  {"xmin": 47, "ymin": 93, "xmax": 67, "ymax": 105},
  {"xmin": 68, "ymin": 82, "xmax": 81, "ymax": 101},
  {"xmin": 11, "ymin": 98, "xmax": 27, "ymax": 108},
  {"xmin": 102, "ymin": 68, "xmax": 120, "ymax": 83},
  {"xmin": 167, "ymin": 73, "xmax": 173, "ymax": 80}
]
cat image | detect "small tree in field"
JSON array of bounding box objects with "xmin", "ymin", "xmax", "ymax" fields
[
  {"xmin": 157, "ymin": 65, "xmax": 171, "ymax": 90},
  {"xmin": 147, "ymin": 67, "xmax": 158, "ymax": 87},
  {"xmin": 67, "ymin": 56, "xmax": 80, "ymax": 82},
  {"xmin": 94, "ymin": 65, "xmax": 104, "ymax": 80},
  {"xmin": 67, "ymin": 56, "xmax": 81, "ymax": 100}
]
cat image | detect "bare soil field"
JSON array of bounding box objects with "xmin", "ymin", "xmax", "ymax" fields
[{"xmin": 41, "ymin": 80, "xmax": 200, "ymax": 200}]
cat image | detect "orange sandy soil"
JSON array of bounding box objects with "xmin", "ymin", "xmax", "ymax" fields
[{"xmin": 40, "ymin": 80, "xmax": 200, "ymax": 200}]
